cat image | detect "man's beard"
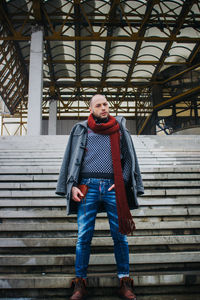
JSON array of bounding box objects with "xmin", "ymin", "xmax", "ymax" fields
[{"xmin": 92, "ymin": 113, "xmax": 109, "ymax": 124}]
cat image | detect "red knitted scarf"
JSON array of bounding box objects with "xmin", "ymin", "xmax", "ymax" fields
[{"xmin": 88, "ymin": 113, "xmax": 136, "ymax": 235}]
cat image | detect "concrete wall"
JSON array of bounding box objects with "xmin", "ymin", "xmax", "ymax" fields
[
  {"xmin": 172, "ymin": 126, "xmax": 200, "ymax": 135},
  {"xmin": 42, "ymin": 118, "xmax": 137, "ymax": 135}
]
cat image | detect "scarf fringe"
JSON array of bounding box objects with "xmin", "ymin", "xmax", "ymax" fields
[{"xmin": 118, "ymin": 217, "xmax": 136, "ymax": 235}]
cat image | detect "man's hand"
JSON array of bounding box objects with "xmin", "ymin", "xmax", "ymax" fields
[
  {"xmin": 72, "ymin": 186, "xmax": 84, "ymax": 202},
  {"xmin": 108, "ymin": 184, "xmax": 115, "ymax": 191}
]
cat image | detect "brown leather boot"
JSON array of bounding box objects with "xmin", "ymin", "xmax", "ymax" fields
[
  {"xmin": 70, "ymin": 277, "xmax": 87, "ymax": 300},
  {"xmin": 118, "ymin": 277, "xmax": 137, "ymax": 300}
]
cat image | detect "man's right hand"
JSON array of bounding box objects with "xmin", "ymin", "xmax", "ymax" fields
[{"xmin": 72, "ymin": 186, "xmax": 84, "ymax": 202}]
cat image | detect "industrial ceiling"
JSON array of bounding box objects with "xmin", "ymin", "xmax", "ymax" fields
[{"xmin": 0, "ymin": 0, "xmax": 200, "ymax": 133}]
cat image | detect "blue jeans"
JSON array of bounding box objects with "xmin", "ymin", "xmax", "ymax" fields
[{"xmin": 75, "ymin": 178, "xmax": 129, "ymax": 278}]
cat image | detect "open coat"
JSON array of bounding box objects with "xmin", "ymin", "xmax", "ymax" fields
[{"xmin": 55, "ymin": 116, "xmax": 144, "ymax": 215}]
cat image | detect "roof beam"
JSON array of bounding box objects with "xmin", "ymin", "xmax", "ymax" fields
[
  {"xmin": 32, "ymin": 0, "xmax": 42, "ymax": 23},
  {"xmin": 138, "ymin": 86, "xmax": 200, "ymax": 135},
  {"xmin": 0, "ymin": 1, "xmax": 19, "ymax": 38},
  {"xmin": 100, "ymin": 0, "xmax": 119, "ymax": 86},
  {"xmin": 188, "ymin": 43, "xmax": 200, "ymax": 65},
  {"xmin": 43, "ymin": 81, "xmax": 150, "ymax": 88},
  {"xmin": 0, "ymin": 0, "xmax": 28, "ymax": 113},
  {"xmin": 122, "ymin": 0, "xmax": 155, "ymax": 116},
  {"xmin": 1, "ymin": 36, "xmax": 200, "ymax": 43},
  {"xmin": 34, "ymin": 2, "xmax": 62, "ymax": 102},
  {"xmin": 161, "ymin": 62, "xmax": 200, "ymax": 85},
  {"xmin": 42, "ymin": 59, "xmax": 188, "ymax": 65},
  {"xmin": 152, "ymin": 0, "xmax": 197, "ymax": 80},
  {"xmin": 0, "ymin": 1, "xmax": 28, "ymax": 76},
  {"xmin": 74, "ymin": 1, "xmax": 81, "ymax": 95},
  {"xmin": 125, "ymin": 0, "xmax": 156, "ymax": 84},
  {"xmin": 153, "ymin": 85, "xmax": 200, "ymax": 111}
]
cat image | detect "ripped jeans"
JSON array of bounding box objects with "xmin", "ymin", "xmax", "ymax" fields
[{"xmin": 75, "ymin": 178, "xmax": 129, "ymax": 279}]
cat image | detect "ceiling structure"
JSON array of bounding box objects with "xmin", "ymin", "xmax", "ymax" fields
[{"xmin": 0, "ymin": 0, "xmax": 200, "ymax": 134}]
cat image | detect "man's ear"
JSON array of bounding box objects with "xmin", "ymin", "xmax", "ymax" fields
[{"xmin": 89, "ymin": 107, "xmax": 92, "ymax": 113}]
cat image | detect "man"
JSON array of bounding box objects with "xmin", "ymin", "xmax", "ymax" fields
[{"xmin": 55, "ymin": 94, "xmax": 144, "ymax": 300}]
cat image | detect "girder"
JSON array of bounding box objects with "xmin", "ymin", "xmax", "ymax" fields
[{"xmin": 0, "ymin": 0, "xmax": 199, "ymax": 132}]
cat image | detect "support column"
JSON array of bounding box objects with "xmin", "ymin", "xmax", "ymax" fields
[
  {"xmin": 193, "ymin": 98, "xmax": 199, "ymax": 125},
  {"xmin": 172, "ymin": 104, "xmax": 177, "ymax": 130},
  {"xmin": 27, "ymin": 25, "xmax": 44, "ymax": 135},
  {"xmin": 48, "ymin": 99, "xmax": 57, "ymax": 135}
]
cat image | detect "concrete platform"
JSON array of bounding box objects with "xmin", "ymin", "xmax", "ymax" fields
[{"xmin": 0, "ymin": 135, "xmax": 200, "ymax": 299}]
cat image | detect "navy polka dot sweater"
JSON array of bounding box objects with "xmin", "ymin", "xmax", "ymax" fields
[{"xmin": 77, "ymin": 127, "xmax": 132, "ymax": 184}]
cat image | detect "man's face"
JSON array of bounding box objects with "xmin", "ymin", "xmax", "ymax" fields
[{"xmin": 89, "ymin": 96, "xmax": 109, "ymax": 119}]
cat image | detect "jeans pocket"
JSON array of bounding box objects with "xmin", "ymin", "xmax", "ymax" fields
[{"xmin": 80, "ymin": 178, "xmax": 90, "ymax": 185}]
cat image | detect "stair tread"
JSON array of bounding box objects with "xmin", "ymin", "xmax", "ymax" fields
[
  {"xmin": 0, "ymin": 173, "xmax": 200, "ymax": 181},
  {"xmin": 0, "ymin": 220, "xmax": 199, "ymax": 231},
  {"xmin": 0, "ymin": 271, "xmax": 200, "ymax": 288},
  {"xmin": 1, "ymin": 235, "xmax": 200, "ymax": 247},
  {"xmin": 0, "ymin": 166, "xmax": 199, "ymax": 173},
  {"xmin": 0, "ymin": 197, "xmax": 199, "ymax": 207},
  {"xmin": 0, "ymin": 180, "xmax": 200, "ymax": 189},
  {"xmin": 0, "ymin": 251, "xmax": 200, "ymax": 265},
  {"xmin": 0, "ymin": 189, "xmax": 200, "ymax": 197},
  {"xmin": 0, "ymin": 206, "xmax": 200, "ymax": 218},
  {"xmin": 0, "ymin": 135, "xmax": 200, "ymax": 296}
]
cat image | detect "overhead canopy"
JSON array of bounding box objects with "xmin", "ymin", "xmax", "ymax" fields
[{"xmin": 0, "ymin": 0, "xmax": 200, "ymax": 119}]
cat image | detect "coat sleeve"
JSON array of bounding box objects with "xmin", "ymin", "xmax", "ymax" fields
[
  {"xmin": 123, "ymin": 126, "xmax": 144, "ymax": 196},
  {"xmin": 132, "ymin": 142, "xmax": 144, "ymax": 196},
  {"xmin": 55, "ymin": 128, "xmax": 74, "ymax": 196}
]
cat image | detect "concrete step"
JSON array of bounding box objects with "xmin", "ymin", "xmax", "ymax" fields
[
  {"xmin": 0, "ymin": 174, "xmax": 58, "ymax": 181},
  {"xmin": 0, "ymin": 196, "xmax": 199, "ymax": 207},
  {"xmin": 1, "ymin": 155, "xmax": 200, "ymax": 160},
  {"xmin": 0, "ymin": 206, "xmax": 200, "ymax": 218},
  {"xmin": 0, "ymin": 252, "xmax": 200, "ymax": 266},
  {"xmin": 1, "ymin": 161, "xmax": 200, "ymax": 166},
  {"xmin": 0, "ymin": 180, "xmax": 199, "ymax": 189},
  {"xmin": 1, "ymin": 152, "xmax": 200, "ymax": 159},
  {"xmin": 0, "ymin": 165, "xmax": 199, "ymax": 174},
  {"xmin": 0, "ymin": 172, "xmax": 200, "ymax": 181},
  {"xmin": 139, "ymin": 135, "xmax": 200, "ymax": 150},
  {"xmin": 0, "ymin": 162, "xmax": 62, "ymax": 166},
  {"xmin": 0, "ymin": 221, "xmax": 199, "ymax": 232},
  {"xmin": 0, "ymin": 135, "xmax": 200, "ymax": 298},
  {"xmin": 1, "ymin": 235, "xmax": 199, "ymax": 248},
  {"xmin": 143, "ymin": 173, "xmax": 200, "ymax": 180},
  {"xmin": 0, "ymin": 188, "xmax": 199, "ymax": 197},
  {"xmin": 1, "ymin": 292, "xmax": 199, "ymax": 300},
  {"xmin": 0, "ymin": 296, "xmax": 198, "ymax": 300},
  {"xmin": 0, "ymin": 271, "xmax": 199, "ymax": 289}
]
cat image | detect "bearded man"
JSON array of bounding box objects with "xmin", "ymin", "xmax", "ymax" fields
[{"xmin": 56, "ymin": 94, "xmax": 144, "ymax": 300}]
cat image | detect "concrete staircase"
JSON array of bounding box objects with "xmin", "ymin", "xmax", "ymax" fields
[{"xmin": 0, "ymin": 135, "xmax": 200, "ymax": 300}]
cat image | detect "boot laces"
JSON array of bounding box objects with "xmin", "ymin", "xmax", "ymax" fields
[
  {"xmin": 73, "ymin": 278, "xmax": 86, "ymax": 290},
  {"xmin": 121, "ymin": 277, "xmax": 133, "ymax": 289}
]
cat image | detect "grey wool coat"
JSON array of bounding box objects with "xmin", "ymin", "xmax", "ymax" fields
[{"xmin": 55, "ymin": 116, "xmax": 144, "ymax": 215}]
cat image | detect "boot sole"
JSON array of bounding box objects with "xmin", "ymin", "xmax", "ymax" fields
[
  {"xmin": 70, "ymin": 293, "xmax": 88, "ymax": 300},
  {"xmin": 119, "ymin": 294, "xmax": 137, "ymax": 300}
]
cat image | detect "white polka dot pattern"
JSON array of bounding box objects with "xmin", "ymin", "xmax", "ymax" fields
[
  {"xmin": 78, "ymin": 128, "xmax": 132, "ymax": 183},
  {"xmin": 81, "ymin": 129, "xmax": 114, "ymax": 174}
]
